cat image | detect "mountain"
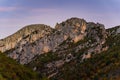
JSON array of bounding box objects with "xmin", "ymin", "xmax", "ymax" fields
[
  {"xmin": 2, "ymin": 18, "xmax": 107, "ymax": 64},
  {"xmin": 0, "ymin": 24, "xmax": 53, "ymax": 52},
  {"xmin": 0, "ymin": 17, "xmax": 120, "ymax": 80}
]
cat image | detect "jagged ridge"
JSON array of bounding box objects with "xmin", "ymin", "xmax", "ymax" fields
[
  {"xmin": 1, "ymin": 17, "xmax": 120, "ymax": 79},
  {"xmin": 4, "ymin": 18, "xmax": 106, "ymax": 64},
  {"xmin": 0, "ymin": 24, "xmax": 53, "ymax": 52}
]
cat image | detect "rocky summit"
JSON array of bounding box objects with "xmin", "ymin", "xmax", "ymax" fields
[
  {"xmin": 0, "ymin": 24, "xmax": 53, "ymax": 52},
  {"xmin": 3, "ymin": 18, "xmax": 107, "ymax": 64},
  {"xmin": 1, "ymin": 17, "xmax": 120, "ymax": 80}
]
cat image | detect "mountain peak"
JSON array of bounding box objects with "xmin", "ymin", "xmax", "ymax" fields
[
  {"xmin": 0, "ymin": 24, "xmax": 53, "ymax": 52},
  {"xmin": 1, "ymin": 17, "xmax": 120, "ymax": 80},
  {"xmin": 55, "ymin": 17, "xmax": 86, "ymax": 34}
]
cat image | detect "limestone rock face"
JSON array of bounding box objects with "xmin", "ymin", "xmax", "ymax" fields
[
  {"xmin": 1, "ymin": 18, "xmax": 107, "ymax": 65},
  {"xmin": 55, "ymin": 18, "xmax": 87, "ymax": 44},
  {"xmin": 0, "ymin": 24, "xmax": 53, "ymax": 52},
  {"xmin": 6, "ymin": 18, "xmax": 89, "ymax": 64}
]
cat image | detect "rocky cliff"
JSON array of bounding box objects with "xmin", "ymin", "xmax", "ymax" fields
[
  {"xmin": 1, "ymin": 17, "xmax": 120, "ymax": 79},
  {"xmin": 28, "ymin": 24, "xmax": 120, "ymax": 80},
  {"xmin": 27, "ymin": 18, "xmax": 108, "ymax": 79},
  {"xmin": 2, "ymin": 18, "xmax": 106, "ymax": 65},
  {"xmin": 0, "ymin": 24, "xmax": 53, "ymax": 52}
]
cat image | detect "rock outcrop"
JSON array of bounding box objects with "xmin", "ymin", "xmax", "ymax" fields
[
  {"xmin": 2, "ymin": 18, "xmax": 107, "ymax": 66},
  {"xmin": 1, "ymin": 17, "xmax": 120, "ymax": 80},
  {"xmin": 0, "ymin": 24, "xmax": 53, "ymax": 52},
  {"xmin": 6, "ymin": 18, "xmax": 89, "ymax": 64}
]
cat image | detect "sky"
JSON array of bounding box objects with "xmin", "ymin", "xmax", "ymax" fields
[{"xmin": 0, "ymin": 0, "xmax": 120, "ymax": 39}]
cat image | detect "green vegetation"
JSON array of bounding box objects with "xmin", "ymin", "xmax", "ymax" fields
[
  {"xmin": 28, "ymin": 51, "xmax": 61, "ymax": 70},
  {"xmin": 3, "ymin": 26, "xmax": 120, "ymax": 80},
  {"xmin": 0, "ymin": 52, "xmax": 40, "ymax": 80},
  {"xmin": 52, "ymin": 34, "xmax": 120, "ymax": 80},
  {"xmin": 32, "ymin": 51, "xmax": 61, "ymax": 63},
  {"xmin": 53, "ymin": 47, "xmax": 120, "ymax": 80},
  {"xmin": 27, "ymin": 31, "xmax": 120, "ymax": 80}
]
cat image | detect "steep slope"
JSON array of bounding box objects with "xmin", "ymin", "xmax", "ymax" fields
[
  {"xmin": 27, "ymin": 25, "xmax": 120, "ymax": 80},
  {"xmin": 1, "ymin": 17, "xmax": 120, "ymax": 80},
  {"xmin": 6, "ymin": 18, "xmax": 107, "ymax": 65},
  {"xmin": 52, "ymin": 26, "xmax": 120, "ymax": 80},
  {"xmin": 0, "ymin": 52, "xmax": 40, "ymax": 80},
  {"xmin": 0, "ymin": 24, "xmax": 53, "ymax": 52},
  {"xmin": 26, "ymin": 18, "xmax": 108, "ymax": 79}
]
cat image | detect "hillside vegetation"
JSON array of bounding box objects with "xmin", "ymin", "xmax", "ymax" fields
[
  {"xmin": 0, "ymin": 52, "xmax": 40, "ymax": 80},
  {"xmin": 0, "ymin": 18, "xmax": 120, "ymax": 80}
]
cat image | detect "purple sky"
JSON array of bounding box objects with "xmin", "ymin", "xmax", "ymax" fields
[{"xmin": 0, "ymin": 0, "xmax": 120, "ymax": 39}]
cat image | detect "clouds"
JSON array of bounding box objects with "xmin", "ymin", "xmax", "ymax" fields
[
  {"xmin": 30, "ymin": 8, "xmax": 57, "ymax": 13},
  {"xmin": 0, "ymin": 6, "xmax": 16, "ymax": 12}
]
